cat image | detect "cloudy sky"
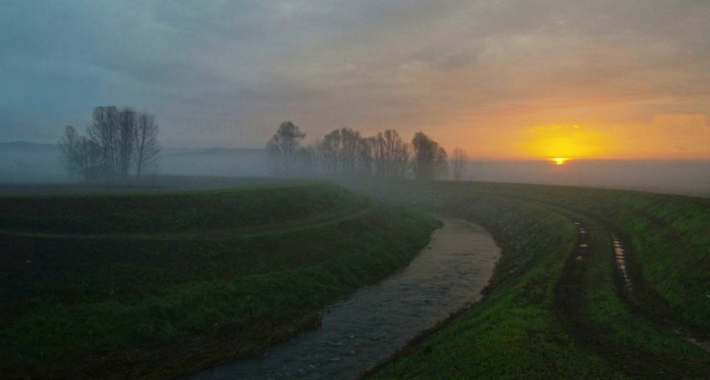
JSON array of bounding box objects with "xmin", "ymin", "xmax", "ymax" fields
[{"xmin": 1, "ymin": 0, "xmax": 709, "ymax": 159}]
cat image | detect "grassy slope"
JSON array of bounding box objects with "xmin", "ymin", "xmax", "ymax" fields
[
  {"xmin": 360, "ymin": 180, "xmax": 709, "ymax": 379},
  {"xmin": 428, "ymin": 181, "xmax": 710, "ymax": 334},
  {"xmin": 0, "ymin": 183, "xmax": 440, "ymax": 380},
  {"xmin": 370, "ymin": 193, "xmax": 628, "ymax": 379},
  {"xmin": 0, "ymin": 181, "xmax": 362, "ymax": 234},
  {"xmin": 573, "ymin": 212, "xmax": 710, "ymax": 378}
]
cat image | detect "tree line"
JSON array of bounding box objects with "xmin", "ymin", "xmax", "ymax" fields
[
  {"xmin": 265, "ymin": 121, "xmax": 469, "ymax": 180},
  {"xmin": 60, "ymin": 106, "xmax": 161, "ymax": 181}
]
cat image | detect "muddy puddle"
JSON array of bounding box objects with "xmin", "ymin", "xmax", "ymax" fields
[
  {"xmin": 181, "ymin": 218, "xmax": 500, "ymax": 380},
  {"xmin": 613, "ymin": 237, "xmax": 633, "ymax": 293}
]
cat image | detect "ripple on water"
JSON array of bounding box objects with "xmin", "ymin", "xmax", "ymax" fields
[{"xmin": 180, "ymin": 218, "xmax": 501, "ymax": 380}]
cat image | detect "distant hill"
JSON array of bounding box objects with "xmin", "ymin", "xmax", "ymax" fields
[
  {"xmin": 0, "ymin": 141, "xmax": 60, "ymax": 152},
  {"xmin": 0, "ymin": 142, "xmax": 64, "ymax": 183},
  {"xmin": 168, "ymin": 147, "xmax": 265, "ymax": 156}
]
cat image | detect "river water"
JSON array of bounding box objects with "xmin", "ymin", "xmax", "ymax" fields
[{"xmin": 182, "ymin": 218, "xmax": 500, "ymax": 380}]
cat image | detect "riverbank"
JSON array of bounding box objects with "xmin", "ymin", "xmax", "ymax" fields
[
  {"xmin": 354, "ymin": 180, "xmax": 710, "ymax": 379},
  {"xmin": 182, "ymin": 218, "xmax": 499, "ymax": 380},
  {"xmin": 0, "ymin": 183, "xmax": 440, "ymax": 380}
]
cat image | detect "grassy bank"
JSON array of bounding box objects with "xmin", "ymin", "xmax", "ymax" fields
[
  {"xmin": 367, "ymin": 192, "xmax": 628, "ymax": 379},
  {"xmin": 424, "ymin": 181, "xmax": 710, "ymax": 335},
  {"xmin": 0, "ymin": 183, "xmax": 440, "ymax": 379},
  {"xmin": 572, "ymin": 211, "xmax": 710, "ymax": 378},
  {"xmin": 352, "ymin": 180, "xmax": 709, "ymax": 379},
  {"xmin": 0, "ymin": 181, "xmax": 361, "ymax": 234}
]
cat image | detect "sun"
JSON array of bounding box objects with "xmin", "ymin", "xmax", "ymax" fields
[
  {"xmin": 521, "ymin": 125, "xmax": 609, "ymax": 162},
  {"xmin": 552, "ymin": 157, "xmax": 568, "ymax": 165}
]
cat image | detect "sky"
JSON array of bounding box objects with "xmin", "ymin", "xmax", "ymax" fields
[{"xmin": 1, "ymin": 0, "xmax": 709, "ymax": 160}]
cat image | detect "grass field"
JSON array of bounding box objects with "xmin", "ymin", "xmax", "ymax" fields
[
  {"xmin": 4, "ymin": 178, "xmax": 708, "ymax": 379},
  {"xmin": 352, "ymin": 180, "xmax": 710, "ymax": 379},
  {"xmin": 0, "ymin": 181, "xmax": 440, "ymax": 380}
]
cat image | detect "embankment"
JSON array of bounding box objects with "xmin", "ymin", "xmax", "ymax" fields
[{"xmin": 0, "ymin": 182, "xmax": 440, "ymax": 380}]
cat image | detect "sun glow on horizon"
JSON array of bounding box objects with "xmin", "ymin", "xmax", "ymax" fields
[
  {"xmin": 553, "ymin": 157, "xmax": 568, "ymax": 165},
  {"xmin": 520, "ymin": 125, "xmax": 608, "ymax": 161}
]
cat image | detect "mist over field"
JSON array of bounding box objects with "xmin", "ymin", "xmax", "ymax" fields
[
  {"xmin": 1, "ymin": 142, "xmax": 708, "ymax": 197},
  {"xmin": 466, "ymin": 159, "xmax": 710, "ymax": 197}
]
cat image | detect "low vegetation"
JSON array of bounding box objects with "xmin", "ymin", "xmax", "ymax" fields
[
  {"xmin": 572, "ymin": 212, "xmax": 710, "ymax": 378},
  {"xmin": 0, "ymin": 182, "xmax": 440, "ymax": 380},
  {"xmin": 354, "ymin": 180, "xmax": 710, "ymax": 379},
  {"xmin": 428, "ymin": 181, "xmax": 710, "ymax": 335},
  {"xmin": 367, "ymin": 191, "xmax": 629, "ymax": 379},
  {"xmin": 4, "ymin": 178, "xmax": 708, "ymax": 379}
]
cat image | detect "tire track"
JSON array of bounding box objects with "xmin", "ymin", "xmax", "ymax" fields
[
  {"xmin": 551, "ymin": 206, "xmax": 710, "ymax": 379},
  {"xmin": 362, "ymin": 184, "xmax": 710, "ymax": 377}
]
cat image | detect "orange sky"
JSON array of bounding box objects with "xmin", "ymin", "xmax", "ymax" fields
[{"xmin": 433, "ymin": 114, "xmax": 710, "ymax": 160}]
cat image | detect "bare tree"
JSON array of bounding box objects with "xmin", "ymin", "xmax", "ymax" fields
[
  {"xmin": 59, "ymin": 125, "xmax": 81, "ymax": 177},
  {"xmin": 87, "ymin": 106, "xmax": 142, "ymax": 178},
  {"xmin": 340, "ymin": 128, "xmax": 363, "ymax": 175},
  {"xmin": 436, "ymin": 147, "xmax": 448, "ymax": 178},
  {"xmin": 356, "ymin": 136, "xmax": 374, "ymax": 176},
  {"xmin": 452, "ymin": 148, "xmax": 469, "ymax": 181},
  {"xmin": 318, "ymin": 129, "xmax": 343, "ymax": 176},
  {"xmin": 134, "ymin": 112, "xmax": 161, "ymax": 179},
  {"xmin": 266, "ymin": 121, "xmax": 306, "ymax": 177},
  {"xmin": 60, "ymin": 106, "xmax": 161, "ymax": 181},
  {"xmin": 117, "ymin": 107, "xmax": 137, "ymax": 177},
  {"xmin": 87, "ymin": 106, "xmax": 121, "ymax": 176},
  {"xmin": 372, "ymin": 129, "xmax": 410, "ymax": 179},
  {"xmin": 60, "ymin": 125, "xmax": 101, "ymax": 179},
  {"xmin": 412, "ymin": 132, "xmax": 447, "ymax": 180},
  {"xmin": 76, "ymin": 138, "xmax": 103, "ymax": 179},
  {"xmin": 316, "ymin": 128, "xmax": 371, "ymax": 177}
]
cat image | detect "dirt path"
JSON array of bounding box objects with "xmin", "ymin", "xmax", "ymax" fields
[{"xmin": 552, "ymin": 208, "xmax": 710, "ymax": 379}]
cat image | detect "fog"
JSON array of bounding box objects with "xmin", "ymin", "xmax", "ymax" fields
[
  {"xmin": 465, "ymin": 160, "xmax": 710, "ymax": 197},
  {"xmin": 160, "ymin": 148, "xmax": 267, "ymax": 178},
  {"xmin": 0, "ymin": 143, "xmax": 267, "ymax": 184},
  {"xmin": 1, "ymin": 142, "xmax": 708, "ymax": 198}
]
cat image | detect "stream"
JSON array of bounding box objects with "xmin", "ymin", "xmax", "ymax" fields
[{"xmin": 182, "ymin": 217, "xmax": 500, "ymax": 380}]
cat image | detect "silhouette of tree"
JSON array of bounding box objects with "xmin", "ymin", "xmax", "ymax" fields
[
  {"xmin": 60, "ymin": 125, "xmax": 81, "ymax": 176},
  {"xmin": 117, "ymin": 108, "xmax": 137, "ymax": 177},
  {"xmin": 59, "ymin": 125, "xmax": 102, "ymax": 180},
  {"xmin": 134, "ymin": 112, "xmax": 161, "ymax": 179},
  {"xmin": 412, "ymin": 132, "xmax": 447, "ymax": 180},
  {"xmin": 373, "ymin": 129, "xmax": 410, "ymax": 179},
  {"xmin": 452, "ymin": 148, "xmax": 469, "ymax": 181},
  {"xmin": 316, "ymin": 128, "xmax": 372, "ymax": 177},
  {"xmin": 60, "ymin": 107, "xmax": 160, "ymax": 181},
  {"xmin": 266, "ymin": 121, "xmax": 306, "ymax": 177}
]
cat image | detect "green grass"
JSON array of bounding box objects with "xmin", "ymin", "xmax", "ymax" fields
[
  {"xmin": 0, "ymin": 183, "xmax": 440, "ymax": 380},
  {"xmin": 6, "ymin": 178, "xmax": 708, "ymax": 379},
  {"xmin": 353, "ymin": 179, "xmax": 709, "ymax": 379},
  {"xmin": 578, "ymin": 214, "xmax": 710, "ymax": 357},
  {"xmin": 554, "ymin": 208, "xmax": 710, "ymax": 378},
  {"xmin": 0, "ymin": 181, "xmax": 363, "ymax": 234},
  {"xmin": 369, "ymin": 193, "xmax": 629, "ymax": 379},
  {"xmin": 408, "ymin": 181, "xmax": 710, "ymax": 334}
]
